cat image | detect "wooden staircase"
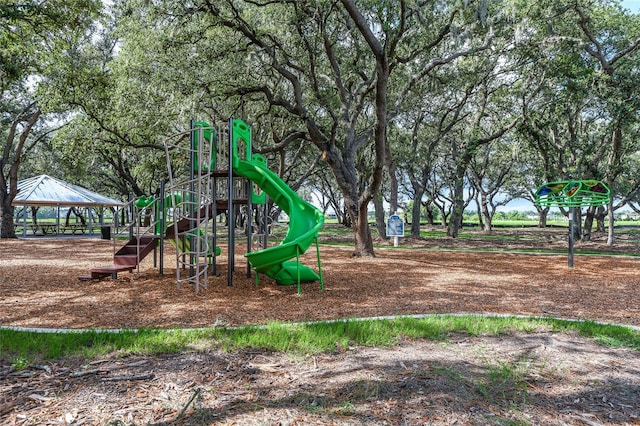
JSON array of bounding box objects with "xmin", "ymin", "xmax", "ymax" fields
[{"xmin": 80, "ymin": 236, "xmax": 159, "ymax": 280}]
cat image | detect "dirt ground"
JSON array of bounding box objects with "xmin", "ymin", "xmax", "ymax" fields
[{"xmin": 1, "ymin": 227, "xmax": 639, "ymax": 425}]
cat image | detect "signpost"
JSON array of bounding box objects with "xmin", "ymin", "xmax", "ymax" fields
[
  {"xmin": 534, "ymin": 180, "xmax": 610, "ymax": 267},
  {"xmin": 386, "ymin": 214, "xmax": 404, "ymax": 247}
]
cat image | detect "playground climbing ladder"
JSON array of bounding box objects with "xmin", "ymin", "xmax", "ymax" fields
[{"xmin": 163, "ymin": 120, "xmax": 217, "ymax": 292}]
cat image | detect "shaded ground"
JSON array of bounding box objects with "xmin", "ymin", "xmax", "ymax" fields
[{"xmin": 1, "ymin": 227, "xmax": 639, "ymax": 424}]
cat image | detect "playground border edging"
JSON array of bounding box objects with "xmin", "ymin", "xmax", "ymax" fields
[{"xmin": 1, "ymin": 312, "xmax": 638, "ymax": 334}]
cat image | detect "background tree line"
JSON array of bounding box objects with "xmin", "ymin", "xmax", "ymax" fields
[{"xmin": 2, "ymin": 0, "xmax": 640, "ymax": 255}]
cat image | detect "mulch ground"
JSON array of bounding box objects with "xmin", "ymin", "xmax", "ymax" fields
[
  {"xmin": 1, "ymin": 230, "xmax": 638, "ymax": 329},
  {"xmin": 1, "ymin": 229, "xmax": 639, "ymax": 425}
]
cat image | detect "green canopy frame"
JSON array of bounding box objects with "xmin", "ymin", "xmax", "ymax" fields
[
  {"xmin": 535, "ymin": 180, "xmax": 610, "ymax": 208},
  {"xmin": 534, "ymin": 180, "xmax": 610, "ymax": 267}
]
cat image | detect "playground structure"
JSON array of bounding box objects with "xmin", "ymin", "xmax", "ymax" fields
[
  {"xmin": 84, "ymin": 119, "xmax": 324, "ymax": 294},
  {"xmin": 79, "ymin": 195, "xmax": 168, "ymax": 281},
  {"xmin": 535, "ymin": 179, "xmax": 610, "ymax": 267}
]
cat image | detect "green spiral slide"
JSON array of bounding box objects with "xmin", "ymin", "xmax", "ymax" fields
[{"xmin": 233, "ymin": 154, "xmax": 324, "ymax": 286}]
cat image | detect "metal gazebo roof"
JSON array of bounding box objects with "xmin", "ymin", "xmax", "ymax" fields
[{"xmin": 12, "ymin": 175, "xmax": 124, "ymax": 207}]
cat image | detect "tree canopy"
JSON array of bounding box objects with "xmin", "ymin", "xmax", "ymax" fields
[{"xmin": 3, "ymin": 0, "xmax": 640, "ymax": 251}]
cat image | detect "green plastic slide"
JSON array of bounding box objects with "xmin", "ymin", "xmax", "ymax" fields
[{"xmin": 234, "ymin": 155, "xmax": 324, "ymax": 285}]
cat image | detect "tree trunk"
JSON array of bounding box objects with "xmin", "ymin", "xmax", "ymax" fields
[
  {"xmin": 346, "ymin": 196, "xmax": 374, "ymax": 257},
  {"xmin": 573, "ymin": 208, "xmax": 582, "ymax": 241},
  {"xmin": 480, "ymin": 193, "xmax": 492, "ymax": 232},
  {"xmin": 423, "ymin": 201, "xmax": 435, "ymax": 226},
  {"xmin": 411, "ymin": 192, "xmax": 424, "ymax": 238},
  {"xmin": 0, "ymin": 106, "xmax": 41, "ymax": 239},
  {"xmin": 447, "ymin": 176, "xmax": 465, "ymax": 238},
  {"xmin": 339, "ymin": 0, "xmax": 389, "ymax": 256},
  {"xmin": 605, "ymin": 124, "xmax": 621, "ymax": 246},
  {"xmin": 340, "ymin": 205, "xmax": 351, "ymax": 227},
  {"xmin": 439, "ymin": 205, "xmax": 448, "ymax": 227},
  {"xmin": 373, "ymin": 192, "xmax": 387, "ymax": 240},
  {"xmin": 65, "ymin": 207, "xmax": 87, "ymax": 226},
  {"xmin": 605, "ymin": 179, "xmax": 615, "ymax": 246},
  {"xmin": 31, "ymin": 207, "xmax": 39, "ymax": 227},
  {"xmin": 607, "ymin": 199, "xmax": 615, "ymax": 246},
  {"xmin": 537, "ymin": 206, "xmax": 549, "ymax": 228},
  {"xmin": 0, "ymin": 198, "xmax": 17, "ymax": 239},
  {"xmin": 595, "ymin": 206, "xmax": 606, "ymax": 232},
  {"xmin": 582, "ymin": 206, "xmax": 595, "ymax": 241},
  {"xmin": 384, "ymin": 146, "xmax": 398, "ymax": 217},
  {"xmin": 475, "ymin": 198, "xmax": 484, "ymax": 230}
]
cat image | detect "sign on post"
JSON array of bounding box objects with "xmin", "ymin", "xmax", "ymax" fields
[{"xmin": 386, "ymin": 214, "xmax": 404, "ymax": 246}]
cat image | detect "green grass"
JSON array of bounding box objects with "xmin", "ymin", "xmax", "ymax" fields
[
  {"xmin": 2, "ymin": 316, "xmax": 638, "ymax": 368},
  {"xmin": 0, "ymin": 328, "xmax": 211, "ymax": 361},
  {"xmin": 417, "ymin": 230, "xmax": 547, "ymax": 241},
  {"xmin": 383, "ymin": 243, "xmax": 640, "ymax": 257},
  {"xmin": 546, "ymin": 318, "xmax": 640, "ymax": 348}
]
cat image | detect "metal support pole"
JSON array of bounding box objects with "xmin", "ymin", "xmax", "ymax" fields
[
  {"xmin": 189, "ymin": 119, "xmax": 196, "ymax": 278},
  {"xmin": 568, "ymin": 207, "xmax": 575, "ymax": 268},
  {"xmin": 159, "ymin": 180, "xmax": 165, "ymax": 275},
  {"xmin": 212, "ymin": 175, "xmax": 218, "ymax": 276},
  {"xmin": 263, "ymin": 198, "xmax": 269, "ymax": 249},
  {"xmin": 246, "ymin": 179, "xmax": 252, "ymax": 278},
  {"xmin": 128, "ymin": 193, "xmax": 134, "ymax": 240},
  {"xmin": 228, "ymin": 117, "xmax": 234, "ymax": 286},
  {"xmin": 296, "ymin": 247, "xmax": 301, "ymax": 295}
]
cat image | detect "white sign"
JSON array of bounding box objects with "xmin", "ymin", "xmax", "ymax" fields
[{"xmin": 386, "ymin": 215, "xmax": 404, "ymax": 237}]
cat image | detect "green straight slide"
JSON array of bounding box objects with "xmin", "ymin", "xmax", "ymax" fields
[{"xmin": 234, "ymin": 155, "xmax": 324, "ymax": 285}]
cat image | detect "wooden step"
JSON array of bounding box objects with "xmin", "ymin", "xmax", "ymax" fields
[
  {"xmin": 80, "ymin": 235, "xmax": 159, "ymax": 281},
  {"xmin": 79, "ymin": 264, "xmax": 135, "ymax": 281},
  {"xmin": 118, "ymin": 245, "xmax": 140, "ymax": 254},
  {"xmin": 115, "ymin": 237, "xmax": 158, "ymax": 265},
  {"xmin": 114, "ymin": 254, "xmax": 142, "ymax": 267}
]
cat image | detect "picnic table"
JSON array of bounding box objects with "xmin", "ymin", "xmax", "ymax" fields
[
  {"xmin": 39, "ymin": 224, "xmax": 58, "ymax": 235},
  {"xmin": 64, "ymin": 224, "xmax": 87, "ymax": 234},
  {"xmin": 15, "ymin": 223, "xmax": 90, "ymax": 236}
]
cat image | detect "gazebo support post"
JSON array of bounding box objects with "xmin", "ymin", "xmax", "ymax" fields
[{"xmin": 21, "ymin": 208, "xmax": 27, "ymax": 237}]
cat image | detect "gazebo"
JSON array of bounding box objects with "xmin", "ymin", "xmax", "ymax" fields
[{"xmin": 12, "ymin": 175, "xmax": 124, "ymax": 237}]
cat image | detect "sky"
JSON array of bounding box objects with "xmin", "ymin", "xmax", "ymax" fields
[{"xmin": 620, "ymin": 0, "xmax": 640, "ymax": 12}]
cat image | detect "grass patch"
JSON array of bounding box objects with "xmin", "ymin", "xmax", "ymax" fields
[
  {"xmin": 1, "ymin": 316, "xmax": 638, "ymax": 365},
  {"xmin": 0, "ymin": 328, "xmax": 214, "ymax": 360},
  {"xmin": 366, "ymin": 240, "xmax": 639, "ymax": 257},
  {"xmin": 546, "ymin": 319, "xmax": 640, "ymax": 349},
  {"xmin": 477, "ymin": 360, "xmax": 529, "ymax": 405}
]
